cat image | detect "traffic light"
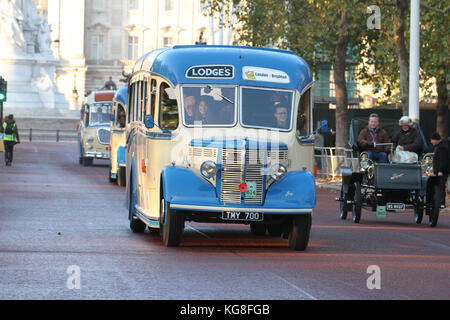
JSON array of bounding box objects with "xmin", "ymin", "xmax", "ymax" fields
[{"xmin": 0, "ymin": 77, "xmax": 7, "ymax": 102}]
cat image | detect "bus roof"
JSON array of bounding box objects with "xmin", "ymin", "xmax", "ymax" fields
[
  {"xmin": 133, "ymin": 45, "xmax": 313, "ymax": 93},
  {"xmin": 113, "ymin": 85, "xmax": 128, "ymax": 107}
]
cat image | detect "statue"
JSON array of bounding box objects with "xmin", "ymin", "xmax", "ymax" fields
[
  {"xmin": 0, "ymin": 0, "xmax": 25, "ymax": 50},
  {"xmin": 36, "ymin": 10, "xmax": 52, "ymax": 55}
]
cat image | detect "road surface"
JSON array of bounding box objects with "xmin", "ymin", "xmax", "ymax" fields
[{"xmin": 0, "ymin": 142, "xmax": 449, "ymax": 300}]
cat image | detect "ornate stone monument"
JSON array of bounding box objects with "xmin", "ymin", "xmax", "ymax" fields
[{"xmin": 0, "ymin": 0, "xmax": 69, "ymax": 116}]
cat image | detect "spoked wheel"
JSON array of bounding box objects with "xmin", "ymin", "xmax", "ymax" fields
[
  {"xmin": 288, "ymin": 214, "xmax": 312, "ymax": 251},
  {"xmin": 161, "ymin": 199, "xmax": 185, "ymax": 247},
  {"xmin": 340, "ymin": 185, "xmax": 350, "ymax": 220},
  {"xmin": 429, "ymin": 185, "xmax": 440, "ymax": 227},
  {"xmin": 352, "ymin": 181, "xmax": 362, "ymax": 223},
  {"xmin": 414, "ymin": 194, "xmax": 424, "ymax": 224},
  {"xmin": 129, "ymin": 174, "xmax": 146, "ymax": 233}
]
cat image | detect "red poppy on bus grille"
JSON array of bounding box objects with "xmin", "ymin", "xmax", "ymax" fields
[{"xmin": 239, "ymin": 182, "xmax": 248, "ymax": 193}]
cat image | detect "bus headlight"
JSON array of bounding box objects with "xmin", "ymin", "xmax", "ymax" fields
[
  {"xmin": 200, "ymin": 160, "xmax": 217, "ymax": 178},
  {"xmin": 270, "ymin": 163, "xmax": 287, "ymax": 181},
  {"xmin": 88, "ymin": 136, "xmax": 94, "ymax": 143}
]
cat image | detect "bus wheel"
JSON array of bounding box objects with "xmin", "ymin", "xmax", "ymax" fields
[
  {"xmin": 117, "ymin": 167, "xmax": 126, "ymax": 187},
  {"xmin": 161, "ymin": 199, "xmax": 184, "ymax": 247},
  {"xmin": 129, "ymin": 174, "xmax": 145, "ymax": 233},
  {"xmin": 82, "ymin": 157, "xmax": 93, "ymax": 167},
  {"xmin": 288, "ymin": 214, "xmax": 311, "ymax": 251}
]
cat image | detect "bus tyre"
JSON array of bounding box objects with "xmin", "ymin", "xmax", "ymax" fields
[
  {"xmin": 288, "ymin": 214, "xmax": 311, "ymax": 251},
  {"xmin": 129, "ymin": 175, "xmax": 145, "ymax": 233},
  {"xmin": 82, "ymin": 157, "xmax": 93, "ymax": 167},
  {"xmin": 108, "ymin": 161, "xmax": 115, "ymax": 183},
  {"xmin": 161, "ymin": 200, "xmax": 184, "ymax": 247},
  {"xmin": 117, "ymin": 167, "xmax": 126, "ymax": 187}
]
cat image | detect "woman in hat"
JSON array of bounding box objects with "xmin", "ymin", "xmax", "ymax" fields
[{"xmin": 391, "ymin": 116, "xmax": 423, "ymax": 155}]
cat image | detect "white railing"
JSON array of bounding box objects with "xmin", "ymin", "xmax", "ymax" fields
[{"xmin": 314, "ymin": 147, "xmax": 359, "ymax": 179}]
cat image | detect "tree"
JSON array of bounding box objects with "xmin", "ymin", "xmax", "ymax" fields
[
  {"xmin": 420, "ymin": 0, "xmax": 449, "ymax": 140},
  {"xmin": 205, "ymin": 0, "xmax": 368, "ymax": 148}
]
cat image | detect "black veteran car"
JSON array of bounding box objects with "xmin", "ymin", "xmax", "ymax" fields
[{"xmin": 337, "ymin": 118, "xmax": 441, "ymax": 227}]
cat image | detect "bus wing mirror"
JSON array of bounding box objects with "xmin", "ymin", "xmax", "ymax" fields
[
  {"xmin": 144, "ymin": 115, "xmax": 155, "ymax": 129},
  {"xmin": 110, "ymin": 114, "xmax": 115, "ymax": 122}
]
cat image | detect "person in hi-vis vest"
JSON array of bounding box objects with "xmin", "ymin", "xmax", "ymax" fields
[{"xmin": 1, "ymin": 114, "xmax": 20, "ymax": 166}]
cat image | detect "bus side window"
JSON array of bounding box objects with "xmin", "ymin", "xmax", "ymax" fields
[
  {"xmin": 150, "ymin": 79, "xmax": 156, "ymax": 117},
  {"xmin": 136, "ymin": 81, "xmax": 142, "ymax": 122},
  {"xmin": 128, "ymin": 82, "xmax": 134, "ymax": 123},
  {"xmin": 297, "ymin": 88, "xmax": 310, "ymax": 136},
  {"xmin": 159, "ymin": 82, "xmax": 179, "ymax": 131},
  {"xmin": 141, "ymin": 79, "xmax": 148, "ymax": 120}
]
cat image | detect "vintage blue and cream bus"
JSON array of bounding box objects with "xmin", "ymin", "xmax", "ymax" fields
[
  {"xmin": 125, "ymin": 45, "xmax": 315, "ymax": 250},
  {"xmin": 78, "ymin": 90, "xmax": 114, "ymax": 166},
  {"xmin": 109, "ymin": 85, "xmax": 128, "ymax": 186}
]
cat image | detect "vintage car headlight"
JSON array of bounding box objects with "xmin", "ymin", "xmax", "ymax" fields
[
  {"xmin": 200, "ymin": 160, "xmax": 217, "ymax": 178},
  {"xmin": 88, "ymin": 136, "xmax": 94, "ymax": 143},
  {"xmin": 359, "ymin": 152, "xmax": 372, "ymax": 171},
  {"xmin": 421, "ymin": 153, "xmax": 434, "ymax": 175},
  {"xmin": 270, "ymin": 163, "xmax": 287, "ymax": 181}
]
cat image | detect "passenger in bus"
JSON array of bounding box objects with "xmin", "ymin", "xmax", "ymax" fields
[
  {"xmin": 117, "ymin": 106, "xmax": 126, "ymax": 128},
  {"xmin": 273, "ymin": 105, "xmax": 290, "ymax": 129},
  {"xmin": 196, "ymin": 96, "xmax": 211, "ymax": 125},
  {"xmin": 184, "ymin": 95, "xmax": 196, "ymax": 125}
]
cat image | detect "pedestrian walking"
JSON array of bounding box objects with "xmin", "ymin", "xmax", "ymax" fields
[
  {"xmin": 1, "ymin": 114, "xmax": 20, "ymax": 166},
  {"xmin": 430, "ymin": 132, "xmax": 449, "ymax": 208}
]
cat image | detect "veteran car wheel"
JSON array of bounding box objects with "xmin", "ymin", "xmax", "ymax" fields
[
  {"xmin": 340, "ymin": 186, "xmax": 349, "ymax": 220},
  {"xmin": 429, "ymin": 185, "xmax": 440, "ymax": 227},
  {"xmin": 161, "ymin": 199, "xmax": 185, "ymax": 247},
  {"xmin": 352, "ymin": 182, "xmax": 362, "ymax": 223},
  {"xmin": 288, "ymin": 214, "xmax": 312, "ymax": 251},
  {"xmin": 414, "ymin": 195, "xmax": 424, "ymax": 224}
]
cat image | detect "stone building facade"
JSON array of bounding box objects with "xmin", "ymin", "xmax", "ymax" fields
[{"xmin": 36, "ymin": 0, "xmax": 235, "ymax": 110}]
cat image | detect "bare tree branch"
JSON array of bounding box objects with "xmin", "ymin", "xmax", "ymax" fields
[{"xmin": 421, "ymin": 3, "xmax": 450, "ymax": 13}]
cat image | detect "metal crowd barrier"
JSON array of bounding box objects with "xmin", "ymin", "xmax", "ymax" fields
[
  {"xmin": 19, "ymin": 129, "xmax": 78, "ymax": 142},
  {"xmin": 314, "ymin": 147, "xmax": 359, "ymax": 179}
]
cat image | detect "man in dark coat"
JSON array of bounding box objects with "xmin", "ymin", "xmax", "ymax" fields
[
  {"xmin": 358, "ymin": 113, "xmax": 391, "ymax": 163},
  {"xmin": 391, "ymin": 116, "xmax": 423, "ymax": 154},
  {"xmin": 430, "ymin": 132, "xmax": 449, "ymax": 208}
]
